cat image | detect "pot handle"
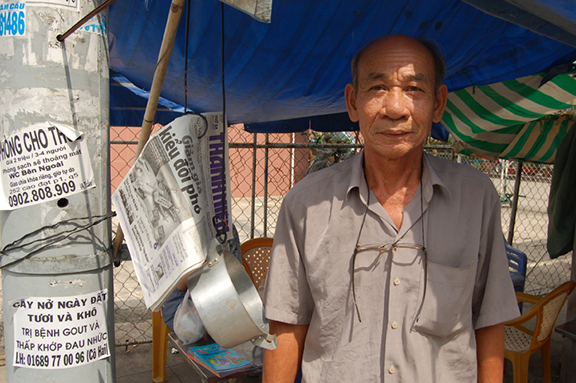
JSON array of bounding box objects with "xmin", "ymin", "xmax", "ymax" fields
[
  {"xmin": 250, "ymin": 333, "xmax": 278, "ymax": 350},
  {"xmin": 205, "ymin": 237, "xmax": 223, "ymax": 267}
]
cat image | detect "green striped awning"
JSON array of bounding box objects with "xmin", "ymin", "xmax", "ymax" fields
[{"xmin": 441, "ymin": 72, "xmax": 576, "ymax": 164}]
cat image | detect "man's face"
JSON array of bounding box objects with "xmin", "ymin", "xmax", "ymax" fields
[{"xmin": 345, "ymin": 36, "xmax": 447, "ymax": 162}]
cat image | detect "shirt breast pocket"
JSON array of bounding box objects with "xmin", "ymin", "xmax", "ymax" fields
[{"xmin": 413, "ymin": 259, "xmax": 477, "ymax": 338}]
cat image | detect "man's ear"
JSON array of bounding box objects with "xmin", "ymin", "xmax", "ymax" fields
[
  {"xmin": 345, "ymin": 83, "xmax": 359, "ymax": 122},
  {"xmin": 432, "ymin": 84, "xmax": 448, "ymax": 123}
]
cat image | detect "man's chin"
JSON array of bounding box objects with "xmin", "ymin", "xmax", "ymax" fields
[{"xmin": 366, "ymin": 143, "xmax": 423, "ymax": 161}]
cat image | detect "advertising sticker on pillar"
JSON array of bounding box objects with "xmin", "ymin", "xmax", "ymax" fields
[
  {"xmin": 79, "ymin": 15, "xmax": 107, "ymax": 37},
  {"xmin": 25, "ymin": 0, "xmax": 79, "ymax": 10},
  {"xmin": 0, "ymin": 121, "xmax": 95, "ymax": 210},
  {"xmin": 10, "ymin": 289, "xmax": 110, "ymax": 369},
  {"xmin": 0, "ymin": 1, "xmax": 26, "ymax": 38}
]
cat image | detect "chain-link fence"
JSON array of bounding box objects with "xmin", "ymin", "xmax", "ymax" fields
[
  {"xmin": 0, "ymin": 126, "xmax": 571, "ymax": 354},
  {"xmin": 228, "ymin": 128, "xmax": 363, "ymax": 243},
  {"xmin": 230, "ymin": 128, "xmax": 571, "ymax": 300},
  {"xmin": 429, "ymin": 149, "xmax": 571, "ymax": 296},
  {"xmin": 505, "ymin": 163, "xmax": 571, "ymax": 296}
]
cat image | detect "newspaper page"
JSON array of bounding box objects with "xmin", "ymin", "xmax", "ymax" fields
[{"xmin": 112, "ymin": 113, "xmax": 232, "ymax": 311}]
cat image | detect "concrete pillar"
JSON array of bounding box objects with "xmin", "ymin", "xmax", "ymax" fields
[{"xmin": 0, "ymin": 0, "xmax": 114, "ymax": 381}]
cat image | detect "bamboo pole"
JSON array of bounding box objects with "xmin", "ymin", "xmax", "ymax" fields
[{"xmin": 113, "ymin": 0, "xmax": 186, "ymax": 262}]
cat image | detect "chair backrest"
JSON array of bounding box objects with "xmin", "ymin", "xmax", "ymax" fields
[
  {"xmin": 505, "ymin": 241, "xmax": 527, "ymax": 293},
  {"xmin": 241, "ymin": 238, "xmax": 274, "ymax": 290},
  {"xmin": 533, "ymin": 281, "xmax": 576, "ymax": 345}
]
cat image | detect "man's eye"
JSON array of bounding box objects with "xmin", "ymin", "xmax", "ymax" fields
[
  {"xmin": 407, "ymin": 86, "xmax": 421, "ymax": 92},
  {"xmin": 370, "ymin": 85, "xmax": 384, "ymax": 91}
]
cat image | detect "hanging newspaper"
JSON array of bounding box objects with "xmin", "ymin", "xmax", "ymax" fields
[{"xmin": 112, "ymin": 113, "xmax": 232, "ymax": 311}]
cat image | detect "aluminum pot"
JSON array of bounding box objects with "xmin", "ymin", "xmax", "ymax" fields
[{"xmin": 187, "ymin": 241, "xmax": 277, "ymax": 349}]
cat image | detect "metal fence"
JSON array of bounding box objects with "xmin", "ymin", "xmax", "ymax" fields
[
  {"xmin": 429, "ymin": 149, "xmax": 570, "ymax": 296},
  {"xmin": 0, "ymin": 126, "xmax": 571, "ymax": 353}
]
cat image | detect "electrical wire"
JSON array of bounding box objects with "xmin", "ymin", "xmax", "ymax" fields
[{"xmin": 0, "ymin": 212, "xmax": 116, "ymax": 269}]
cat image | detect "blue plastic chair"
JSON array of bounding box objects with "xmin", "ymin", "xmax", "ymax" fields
[
  {"xmin": 505, "ymin": 242, "xmax": 527, "ymax": 293},
  {"xmin": 505, "ymin": 240, "xmax": 528, "ymax": 312}
]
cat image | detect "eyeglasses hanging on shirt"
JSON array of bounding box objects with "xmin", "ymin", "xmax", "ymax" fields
[{"xmin": 351, "ymin": 186, "xmax": 428, "ymax": 331}]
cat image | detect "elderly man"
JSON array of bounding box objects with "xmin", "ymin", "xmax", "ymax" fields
[{"xmin": 262, "ymin": 34, "xmax": 519, "ymax": 382}]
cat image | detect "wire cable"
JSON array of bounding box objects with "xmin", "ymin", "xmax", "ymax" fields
[{"xmin": 0, "ymin": 212, "xmax": 116, "ymax": 269}]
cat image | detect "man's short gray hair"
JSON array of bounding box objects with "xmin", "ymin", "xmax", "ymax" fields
[{"xmin": 351, "ymin": 36, "xmax": 446, "ymax": 95}]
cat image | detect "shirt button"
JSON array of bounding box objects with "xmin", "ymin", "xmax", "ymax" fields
[
  {"xmin": 389, "ymin": 365, "xmax": 396, "ymax": 374},
  {"xmin": 391, "ymin": 321, "xmax": 398, "ymax": 329},
  {"xmin": 393, "ymin": 278, "xmax": 401, "ymax": 286}
]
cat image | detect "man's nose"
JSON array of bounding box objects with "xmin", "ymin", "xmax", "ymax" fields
[{"xmin": 381, "ymin": 90, "xmax": 408, "ymax": 119}]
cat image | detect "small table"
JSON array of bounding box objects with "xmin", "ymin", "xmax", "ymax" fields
[
  {"xmin": 555, "ymin": 318, "xmax": 576, "ymax": 341},
  {"xmin": 168, "ymin": 333, "xmax": 263, "ymax": 382}
]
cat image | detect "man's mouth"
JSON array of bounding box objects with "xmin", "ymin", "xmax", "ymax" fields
[{"xmin": 376, "ymin": 129, "xmax": 412, "ymax": 136}]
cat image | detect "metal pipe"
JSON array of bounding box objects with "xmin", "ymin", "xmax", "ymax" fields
[
  {"xmin": 110, "ymin": 140, "xmax": 139, "ymax": 145},
  {"xmin": 250, "ymin": 133, "xmax": 257, "ymax": 239},
  {"xmin": 229, "ymin": 142, "xmax": 364, "ymax": 149},
  {"xmin": 263, "ymin": 133, "xmax": 269, "ymax": 237},
  {"xmin": 507, "ymin": 161, "xmax": 523, "ymax": 245},
  {"xmin": 228, "ymin": 142, "xmax": 451, "ymax": 150},
  {"xmin": 290, "ymin": 133, "xmax": 295, "ymax": 189},
  {"xmin": 115, "ymin": 139, "xmax": 452, "ymax": 151},
  {"xmin": 57, "ymin": 0, "xmax": 117, "ymax": 41},
  {"xmin": 111, "ymin": 141, "xmax": 366, "ymax": 148}
]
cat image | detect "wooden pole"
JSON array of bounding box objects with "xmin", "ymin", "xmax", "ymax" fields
[{"xmin": 112, "ymin": 0, "xmax": 186, "ymax": 261}]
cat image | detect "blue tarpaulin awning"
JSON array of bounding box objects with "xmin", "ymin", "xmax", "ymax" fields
[{"xmin": 108, "ymin": 0, "xmax": 576, "ymax": 140}]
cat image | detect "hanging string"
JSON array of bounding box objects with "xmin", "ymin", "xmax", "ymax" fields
[
  {"xmin": 181, "ymin": 0, "xmax": 209, "ymax": 139},
  {"xmin": 179, "ymin": 2, "xmax": 227, "ymax": 242},
  {"xmin": 221, "ymin": 2, "xmax": 227, "ymax": 126},
  {"xmin": 212, "ymin": 2, "xmax": 228, "ymax": 244},
  {"xmin": 460, "ymin": 69, "xmax": 476, "ymax": 94},
  {"xmin": 184, "ymin": 0, "xmax": 191, "ymax": 114}
]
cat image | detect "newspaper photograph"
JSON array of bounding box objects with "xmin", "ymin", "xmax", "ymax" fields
[{"xmin": 112, "ymin": 113, "xmax": 232, "ymax": 311}]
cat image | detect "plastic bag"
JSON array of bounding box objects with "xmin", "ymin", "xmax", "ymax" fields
[{"xmin": 173, "ymin": 290, "xmax": 206, "ymax": 345}]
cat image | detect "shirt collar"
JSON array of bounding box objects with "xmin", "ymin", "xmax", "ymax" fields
[
  {"xmin": 346, "ymin": 151, "xmax": 450, "ymax": 205},
  {"xmin": 422, "ymin": 152, "xmax": 450, "ymax": 203},
  {"xmin": 347, "ymin": 151, "xmax": 369, "ymax": 204}
]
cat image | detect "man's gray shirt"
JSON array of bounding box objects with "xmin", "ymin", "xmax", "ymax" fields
[{"xmin": 264, "ymin": 152, "xmax": 519, "ymax": 382}]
